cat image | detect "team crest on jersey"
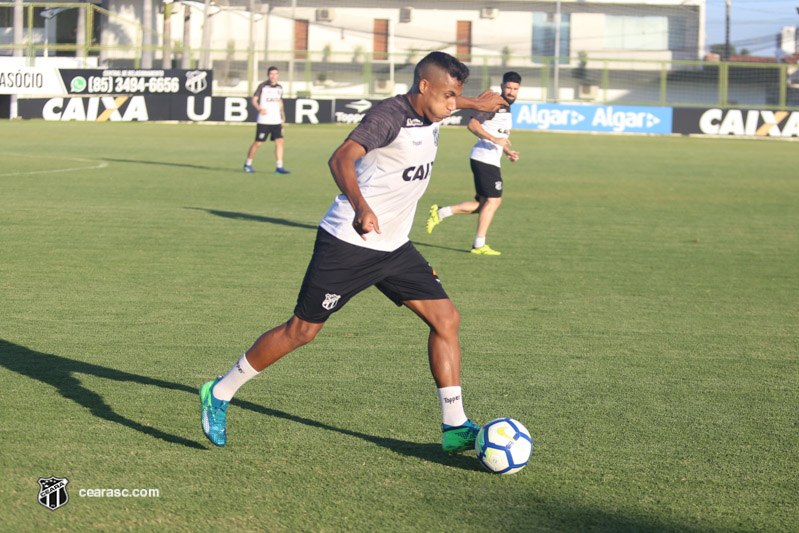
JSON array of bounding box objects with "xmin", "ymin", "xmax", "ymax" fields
[
  {"xmin": 38, "ymin": 477, "xmax": 69, "ymax": 511},
  {"xmin": 322, "ymin": 293, "xmax": 341, "ymax": 310},
  {"xmin": 495, "ymin": 181, "xmax": 503, "ymax": 191}
]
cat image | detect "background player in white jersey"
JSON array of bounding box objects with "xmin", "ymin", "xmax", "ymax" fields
[
  {"xmin": 201, "ymin": 52, "xmax": 506, "ymax": 454},
  {"xmin": 426, "ymin": 71, "xmax": 522, "ymax": 256},
  {"xmin": 244, "ymin": 66, "xmax": 291, "ymax": 175}
]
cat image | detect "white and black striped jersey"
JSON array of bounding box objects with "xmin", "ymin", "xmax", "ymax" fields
[
  {"xmin": 320, "ymin": 95, "xmax": 440, "ymax": 252},
  {"xmin": 469, "ymin": 106, "xmax": 513, "ymax": 168},
  {"xmin": 253, "ymin": 82, "xmax": 283, "ymax": 125}
]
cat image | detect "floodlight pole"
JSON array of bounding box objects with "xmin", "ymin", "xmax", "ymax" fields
[
  {"xmin": 724, "ymin": 0, "xmax": 731, "ymax": 61},
  {"xmin": 248, "ymin": 0, "xmax": 256, "ymax": 96},
  {"xmin": 162, "ymin": 1, "xmax": 173, "ymax": 69},
  {"xmin": 553, "ymin": 0, "xmax": 561, "ymax": 102},
  {"xmin": 288, "ymin": 0, "xmax": 297, "ymax": 97},
  {"xmin": 13, "ymin": 0, "xmax": 22, "ymax": 59},
  {"xmin": 11, "ymin": 0, "xmax": 23, "ymax": 119},
  {"xmin": 142, "ymin": 0, "xmax": 153, "ymax": 68},
  {"xmin": 200, "ymin": 0, "xmax": 213, "ymax": 69},
  {"xmin": 181, "ymin": 2, "xmax": 191, "ymax": 69}
]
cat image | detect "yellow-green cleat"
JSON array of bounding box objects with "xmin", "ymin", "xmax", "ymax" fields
[
  {"xmin": 470, "ymin": 244, "xmax": 501, "ymax": 256},
  {"xmin": 426, "ymin": 204, "xmax": 442, "ymax": 234},
  {"xmin": 442, "ymin": 420, "xmax": 481, "ymax": 453}
]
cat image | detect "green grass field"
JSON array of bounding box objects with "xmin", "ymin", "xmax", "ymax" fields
[{"xmin": 1, "ymin": 120, "xmax": 797, "ymax": 532}]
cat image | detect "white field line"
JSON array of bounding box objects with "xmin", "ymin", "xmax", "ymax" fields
[{"xmin": 0, "ymin": 152, "xmax": 108, "ymax": 177}]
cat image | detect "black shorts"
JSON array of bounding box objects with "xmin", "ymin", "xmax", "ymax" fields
[
  {"xmin": 255, "ymin": 124, "xmax": 283, "ymax": 142},
  {"xmin": 471, "ymin": 159, "xmax": 503, "ymax": 199},
  {"xmin": 294, "ymin": 228, "xmax": 449, "ymax": 323}
]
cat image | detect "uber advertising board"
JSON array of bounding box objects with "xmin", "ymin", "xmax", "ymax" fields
[
  {"xmin": 673, "ymin": 107, "xmax": 799, "ymax": 138},
  {"xmin": 17, "ymin": 95, "xmax": 333, "ymax": 123},
  {"xmin": 60, "ymin": 69, "xmax": 212, "ymax": 96},
  {"xmin": 512, "ymin": 103, "xmax": 673, "ymax": 135}
]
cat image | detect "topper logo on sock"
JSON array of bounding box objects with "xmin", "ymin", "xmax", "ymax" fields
[{"xmin": 444, "ymin": 395, "xmax": 460, "ymax": 404}]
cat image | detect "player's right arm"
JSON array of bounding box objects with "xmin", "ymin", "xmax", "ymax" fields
[
  {"xmin": 328, "ymin": 140, "xmax": 381, "ymax": 239},
  {"xmin": 457, "ymin": 90, "xmax": 505, "ymax": 112},
  {"xmin": 468, "ymin": 117, "xmax": 511, "ymax": 150},
  {"xmin": 251, "ymin": 95, "xmax": 265, "ymax": 114}
]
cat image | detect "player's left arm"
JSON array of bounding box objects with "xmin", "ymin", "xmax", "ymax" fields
[
  {"xmin": 280, "ymin": 99, "xmax": 286, "ymax": 126},
  {"xmin": 456, "ymin": 90, "xmax": 505, "ymax": 112},
  {"xmin": 328, "ymin": 140, "xmax": 380, "ymax": 239}
]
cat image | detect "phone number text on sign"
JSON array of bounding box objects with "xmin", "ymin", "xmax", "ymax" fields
[{"xmin": 87, "ymin": 76, "xmax": 181, "ymax": 94}]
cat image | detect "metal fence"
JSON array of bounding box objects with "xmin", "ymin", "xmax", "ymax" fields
[{"xmin": 2, "ymin": 2, "xmax": 797, "ymax": 109}]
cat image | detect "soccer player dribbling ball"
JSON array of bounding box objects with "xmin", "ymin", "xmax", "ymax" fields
[{"xmin": 201, "ymin": 52, "xmax": 505, "ymax": 454}]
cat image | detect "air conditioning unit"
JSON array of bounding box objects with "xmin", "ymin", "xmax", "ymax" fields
[
  {"xmin": 480, "ymin": 7, "xmax": 499, "ymax": 20},
  {"xmin": 578, "ymin": 84, "xmax": 599, "ymax": 100},
  {"xmin": 316, "ymin": 8, "xmax": 335, "ymax": 22},
  {"xmin": 399, "ymin": 7, "xmax": 413, "ymax": 24},
  {"xmin": 374, "ymin": 79, "xmax": 395, "ymax": 94}
]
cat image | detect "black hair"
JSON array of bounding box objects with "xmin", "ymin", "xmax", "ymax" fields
[
  {"xmin": 502, "ymin": 71, "xmax": 522, "ymax": 84},
  {"xmin": 267, "ymin": 66, "xmax": 279, "ymax": 73},
  {"xmin": 413, "ymin": 51, "xmax": 470, "ymax": 87}
]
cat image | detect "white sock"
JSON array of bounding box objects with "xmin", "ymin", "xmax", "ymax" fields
[
  {"xmin": 212, "ymin": 354, "xmax": 259, "ymax": 402},
  {"xmin": 245, "ymin": 158, "xmax": 253, "ymax": 166},
  {"xmin": 438, "ymin": 206, "xmax": 453, "ymax": 219},
  {"xmin": 473, "ymin": 236, "xmax": 486, "ymax": 249},
  {"xmin": 276, "ymin": 160, "xmax": 283, "ymax": 168},
  {"xmin": 438, "ymin": 386, "xmax": 468, "ymax": 427}
]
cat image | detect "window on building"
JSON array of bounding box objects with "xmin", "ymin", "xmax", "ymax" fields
[
  {"xmin": 0, "ymin": 6, "xmax": 46, "ymax": 28},
  {"xmin": 532, "ymin": 12, "xmax": 570, "ymax": 60},
  {"xmin": 668, "ymin": 16, "xmax": 687, "ymax": 52},
  {"xmin": 456, "ymin": 20, "xmax": 471, "ymax": 60},
  {"xmin": 294, "ymin": 19, "xmax": 308, "ymax": 59},
  {"xmin": 374, "ymin": 19, "xmax": 388, "ymax": 61},
  {"xmin": 605, "ymin": 15, "xmax": 672, "ymax": 51}
]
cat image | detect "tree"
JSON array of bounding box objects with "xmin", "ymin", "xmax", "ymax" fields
[{"xmin": 710, "ymin": 43, "xmax": 737, "ymax": 56}]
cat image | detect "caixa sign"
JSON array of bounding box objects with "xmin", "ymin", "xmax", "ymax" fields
[{"xmin": 674, "ymin": 108, "xmax": 799, "ymax": 138}]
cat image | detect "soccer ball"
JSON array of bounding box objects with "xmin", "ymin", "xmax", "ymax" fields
[{"xmin": 475, "ymin": 417, "xmax": 533, "ymax": 474}]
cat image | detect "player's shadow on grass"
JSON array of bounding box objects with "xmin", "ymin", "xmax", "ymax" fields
[
  {"xmin": 414, "ymin": 241, "xmax": 471, "ymax": 254},
  {"xmin": 185, "ymin": 207, "xmax": 318, "ymax": 231},
  {"xmin": 0, "ymin": 339, "xmax": 206, "ymax": 450},
  {"xmin": 103, "ymin": 158, "xmax": 235, "ymax": 173},
  {"xmin": 190, "ymin": 207, "xmax": 474, "ymax": 255},
  {"xmin": 0, "ymin": 339, "xmax": 479, "ymax": 470}
]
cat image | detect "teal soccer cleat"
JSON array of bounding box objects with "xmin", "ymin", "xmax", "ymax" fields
[
  {"xmin": 200, "ymin": 377, "xmax": 229, "ymax": 447},
  {"xmin": 442, "ymin": 420, "xmax": 481, "ymax": 453}
]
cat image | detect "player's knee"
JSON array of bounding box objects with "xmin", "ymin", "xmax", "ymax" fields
[
  {"xmin": 432, "ymin": 305, "xmax": 460, "ymax": 335},
  {"xmin": 287, "ymin": 317, "xmax": 323, "ymax": 346},
  {"xmin": 487, "ymin": 197, "xmax": 502, "ymax": 207}
]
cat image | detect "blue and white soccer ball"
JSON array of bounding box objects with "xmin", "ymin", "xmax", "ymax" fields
[{"xmin": 475, "ymin": 417, "xmax": 533, "ymax": 474}]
